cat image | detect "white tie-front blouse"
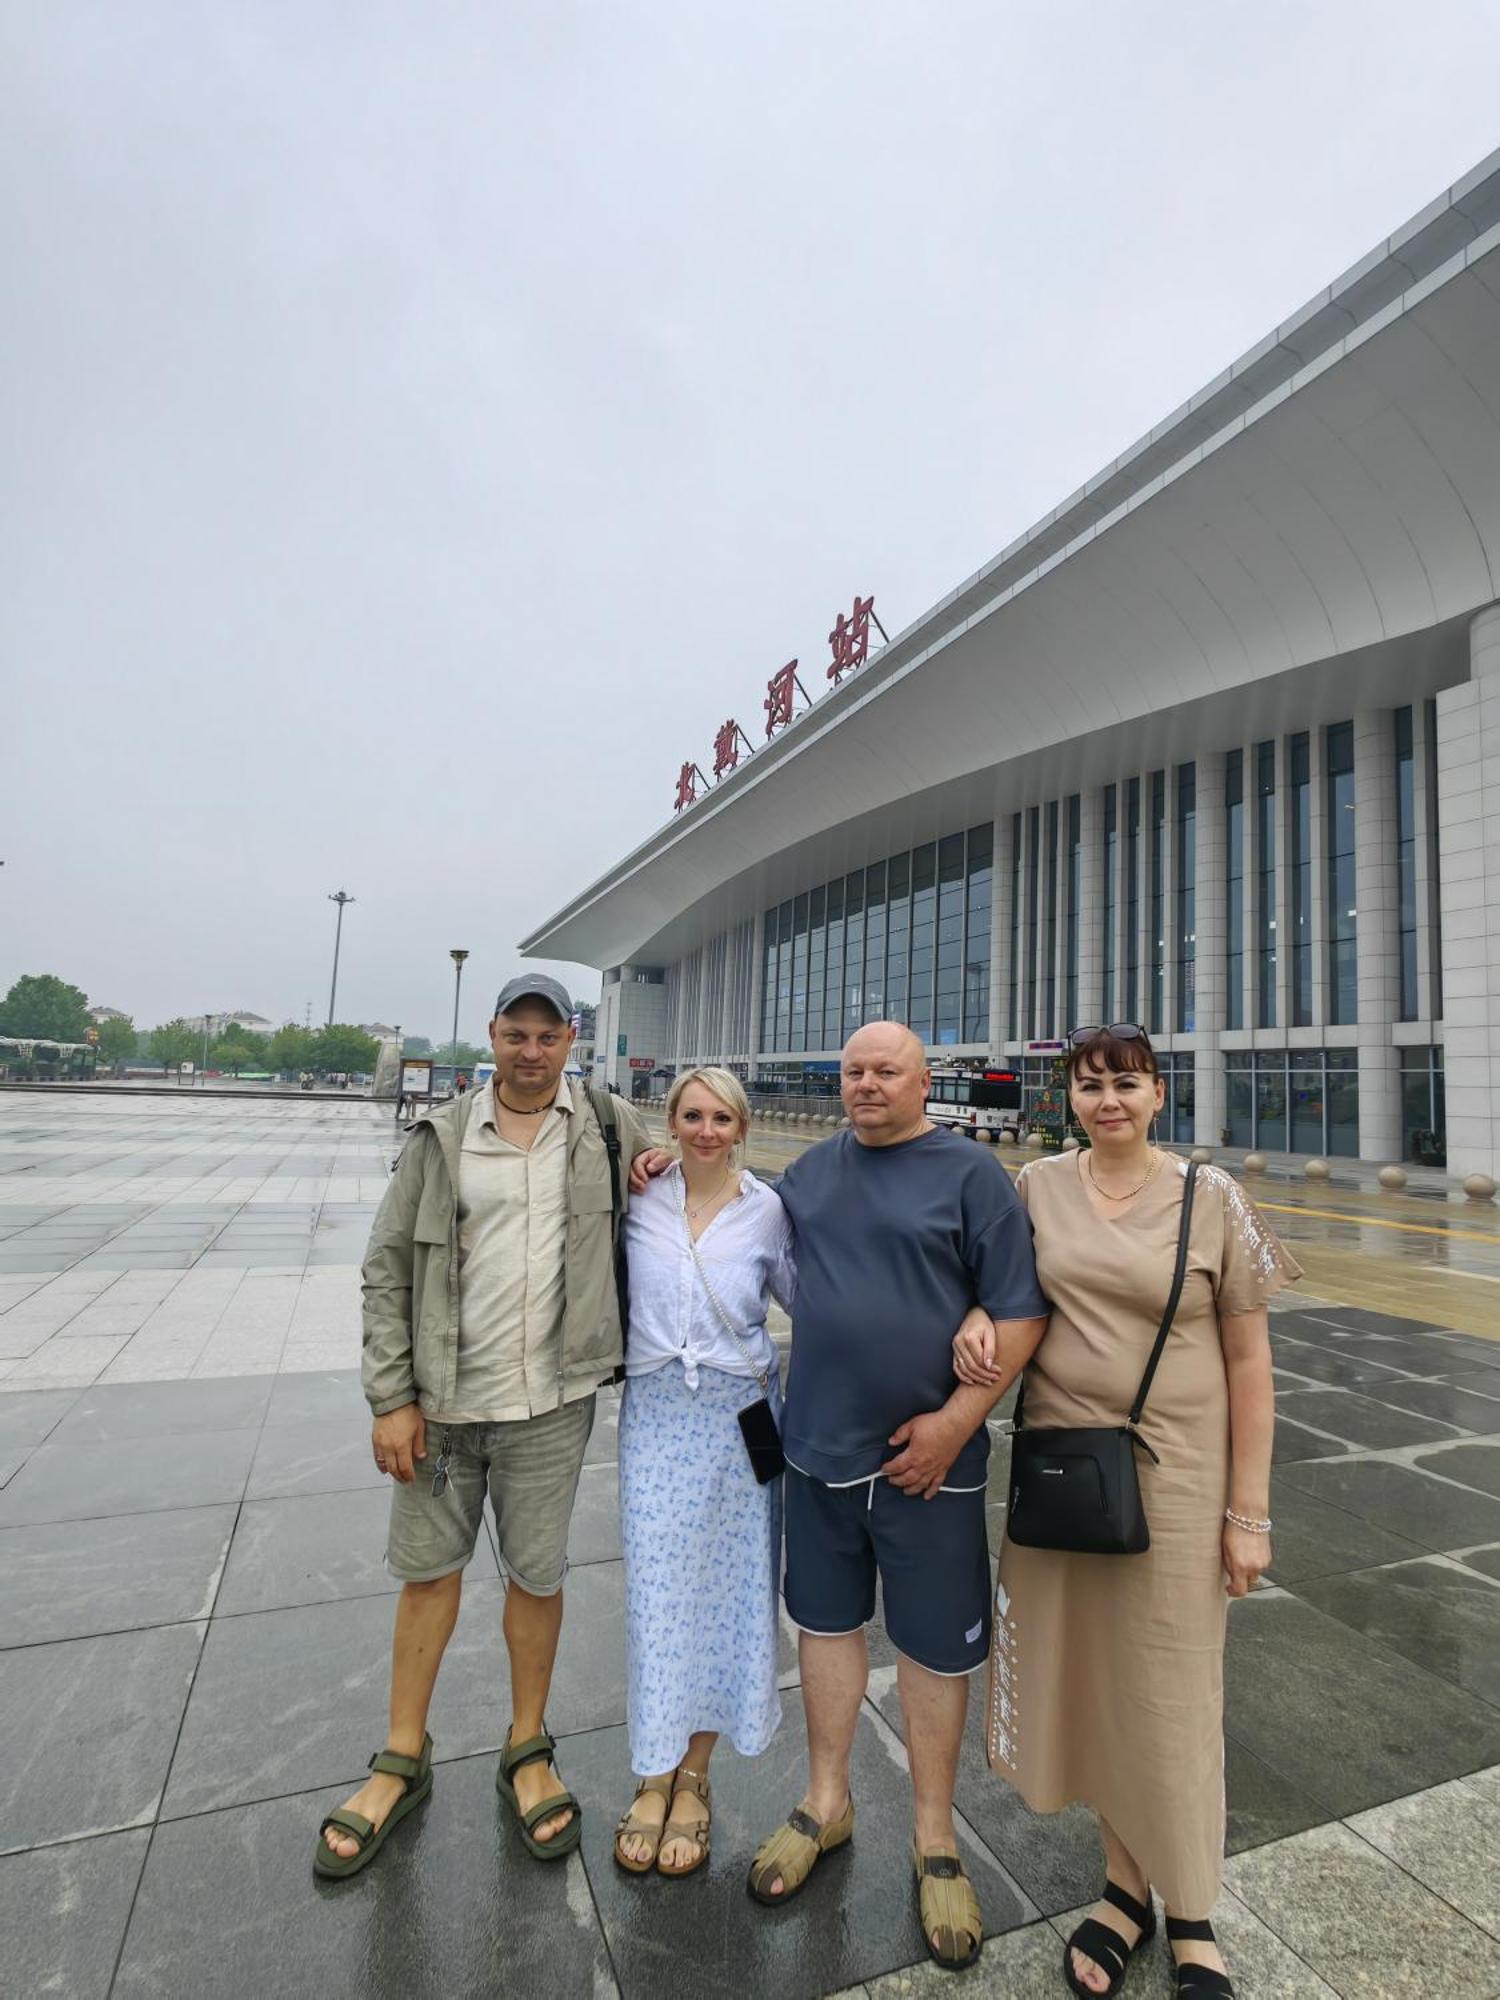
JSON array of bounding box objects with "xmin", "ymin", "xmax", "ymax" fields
[{"xmin": 622, "ymin": 1162, "xmax": 797, "ymax": 1387}]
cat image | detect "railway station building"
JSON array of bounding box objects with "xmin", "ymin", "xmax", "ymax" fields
[{"xmin": 524, "ymin": 152, "xmax": 1500, "ymax": 1183}]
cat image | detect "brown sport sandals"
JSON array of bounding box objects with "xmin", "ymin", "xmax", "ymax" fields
[
  {"xmin": 658, "ymin": 1765, "xmax": 712, "ymax": 1878},
  {"xmin": 496, "ymin": 1725, "xmax": 583, "ymax": 1861},
  {"xmin": 913, "ymin": 1844, "xmax": 983, "ymax": 1971},
  {"xmin": 613, "ymin": 1772, "xmax": 675, "ymax": 1874},
  {"xmin": 747, "ymin": 1795, "xmax": 855, "ymax": 1905},
  {"xmin": 312, "ymin": 1733, "xmax": 434, "ymax": 1880}
]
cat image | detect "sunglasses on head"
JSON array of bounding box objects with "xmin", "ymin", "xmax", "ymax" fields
[{"xmin": 1066, "ymin": 1022, "xmax": 1146, "ymax": 1047}]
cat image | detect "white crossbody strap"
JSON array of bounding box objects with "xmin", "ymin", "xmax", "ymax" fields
[{"xmin": 681, "ymin": 1186, "xmax": 771, "ymax": 1394}]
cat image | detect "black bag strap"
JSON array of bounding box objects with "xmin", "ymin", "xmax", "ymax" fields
[
  {"xmin": 585, "ymin": 1085, "xmax": 625, "ymax": 1237},
  {"xmin": 1011, "ymin": 1157, "xmax": 1198, "ymax": 1438},
  {"xmin": 1127, "ymin": 1158, "xmax": 1199, "ymax": 1428}
]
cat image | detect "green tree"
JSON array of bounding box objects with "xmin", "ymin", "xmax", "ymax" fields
[
  {"xmin": 445, "ymin": 1040, "xmax": 489, "ymax": 1070},
  {"xmin": 211, "ymin": 1034, "xmax": 270, "ymax": 1075},
  {"xmin": 267, "ymin": 1026, "xmax": 318, "ymax": 1076},
  {"xmin": 401, "ymin": 1034, "xmax": 433, "ymax": 1057},
  {"xmin": 148, "ymin": 1019, "xmax": 198, "ymax": 1079},
  {"xmin": 312, "ymin": 1024, "xmax": 379, "ymax": 1076},
  {"xmin": 0, "ymin": 973, "xmax": 91, "ymax": 1041},
  {"xmin": 96, "ymin": 1016, "xmax": 138, "ymax": 1067}
]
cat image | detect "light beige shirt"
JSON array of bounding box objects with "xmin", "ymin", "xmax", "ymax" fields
[{"xmin": 432, "ymin": 1073, "xmax": 582, "ymax": 1423}]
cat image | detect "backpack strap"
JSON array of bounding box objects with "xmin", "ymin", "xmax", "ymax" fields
[
  {"xmin": 586, "ymin": 1085, "xmax": 631, "ymax": 1362},
  {"xmin": 585, "ymin": 1084, "xmax": 625, "ymax": 1236},
  {"xmin": 1127, "ymin": 1158, "xmax": 1199, "ymax": 1430}
]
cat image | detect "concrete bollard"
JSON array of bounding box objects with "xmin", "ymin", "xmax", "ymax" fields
[
  {"xmin": 1190, "ymin": 1147, "xmax": 1213, "ymax": 1165},
  {"xmin": 1378, "ymin": 1165, "xmax": 1408, "ymax": 1191},
  {"xmin": 1463, "ymin": 1173, "xmax": 1497, "ymax": 1203},
  {"xmin": 1061, "ymin": 1135, "xmax": 1080, "ymax": 1151},
  {"xmin": 1304, "ymin": 1158, "xmax": 1331, "ymax": 1181},
  {"xmin": 998, "ymin": 1129, "xmax": 1017, "ymax": 1146},
  {"xmin": 1242, "ymin": 1152, "xmax": 1267, "ymax": 1173}
]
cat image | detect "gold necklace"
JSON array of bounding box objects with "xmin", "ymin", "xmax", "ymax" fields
[
  {"xmin": 684, "ymin": 1170, "xmax": 733, "ymax": 1220},
  {"xmin": 1085, "ymin": 1148, "xmax": 1160, "ymax": 1202}
]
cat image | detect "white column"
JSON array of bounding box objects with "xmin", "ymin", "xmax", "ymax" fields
[
  {"xmin": 1077, "ymin": 788, "xmax": 1103, "ymax": 1033},
  {"xmin": 1239, "ymin": 739, "xmax": 1257, "ymax": 1033},
  {"xmin": 1020, "ymin": 806, "xmax": 1040, "ymax": 1043},
  {"xmin": 1353, "ymin": 711, "xmax": 1401, "ymax": 1161},
  {"xmin": 1272, "ymin": 736, "xmax": 1292, "ymax": 1035},
  {"xmin": 1308, "ymin": 728, "xmax": 1329, "ymax": 1027},
  {"xmin": 1436, "ymin": 605, "xmax": 1500, "ymax": 1181},
  {"xmin": 1410, "ymin": 700, "xmax": 1442, "ymax": 1024},
  {"xmin": 1195, "ymin": 750, "xmax": 1227, "ymax": 1145},
  {"xmin": 992, "ymin": 814, "xmax": 1015, "ymax": 1055},
  {"xmin": 1161, "ymin": 770, "xmax": 1178, "ymax": 1039},
  {"xmin": 747, "ymin": 911, "xmax": 767, "ymax": 1080}
]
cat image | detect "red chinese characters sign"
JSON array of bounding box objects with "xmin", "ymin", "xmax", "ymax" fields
[
  {"xmin": 827, "ymin": 594, "xmax": 876, "ymax": 685},
  {"xmin": 712, "ymin": 719, "xmax": 753, "ymax": 779},
  {"xmin": 673, "ymin": 761, "xmax": 708, "ymax": 813},
  {"xmin": 763, "ymin": 659, "xmax": 807, "ymax": 739}
]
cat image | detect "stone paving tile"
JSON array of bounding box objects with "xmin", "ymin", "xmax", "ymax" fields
[
  {"xmin": 0, "ymin": 1386, "xmax": 78, "ymax": 1446},
  {"xmin": 1, "ymin": 1504, "xmax": 236, "ymax": 1647},
  {"xmin": 1411, "ymin": 1436, "xmax": 1500, "ymax": 1497},
  {"xmin": 1227, "ymin": 1820, "xmax": 1500, "ymax": 1996},
  {"xmin": 1346, "ymin": 1775, "xmax": 1500, "ymax": 1940},
  {"xmin": 0, "ymin": 1621, "xmax": 206, "ymax": 1851},
  {"xmin": 52, "ymin": 1374, "xmax": 273, "ymax": 1442},
  {"xmin": 115, "ymin": 1761, "xmax": 616, "ymax": 1999},
  {"xmin": 0, "ymin": 1425, "xmax": 258, "ymax": 1526},
  {"xmin": 1223, "ymin": 1590, "xmax": 1500, "ymax": 1817},
  {"xmin": 245, "ymin": 1418, "xmax": 388, "ymax": 1500},
  {"xmin": 1274, "ymin": 1455, "xmax": 1500, "ymax": 1551},
  {"xmin": 1296, "ymin": 1555, "xmax": 1500, "ymax": 1704},
  {"xmin": 0, "ymin": 1828, "xmax": 151, "ymax": 2000}
]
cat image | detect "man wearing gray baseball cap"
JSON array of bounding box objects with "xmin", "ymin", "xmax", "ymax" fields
[{"xmin": 315, "ymin": 973, "xmax": 658, "ymax": 1877}]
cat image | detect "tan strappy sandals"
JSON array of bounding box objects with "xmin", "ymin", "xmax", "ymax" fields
[{"xmin": 613, "ymin": 1764, "xmax": 713, "ymax": 1877}]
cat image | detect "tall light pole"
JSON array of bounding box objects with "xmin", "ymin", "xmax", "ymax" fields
[
  {"xmin": 327, "ymin": 890, "xmax": 355, "ymax": 1026},
  {"xmin": 449, "ymin": 950, "xmax": 469, "ymax": 1094}
]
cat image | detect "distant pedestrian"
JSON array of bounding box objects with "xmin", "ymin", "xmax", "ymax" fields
[{"xmin": 455, "ymin": 1072, "xmax": 469, "ymax": 1094}]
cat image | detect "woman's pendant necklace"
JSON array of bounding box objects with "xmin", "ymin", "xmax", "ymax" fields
[
  {"xmin": 1085, "ymin": 1148, "xmax": 1160, "ymax": 1202},
  {"xmin": 685, "ymin": 1171, "xmax": 733, "ymax": 1221}
]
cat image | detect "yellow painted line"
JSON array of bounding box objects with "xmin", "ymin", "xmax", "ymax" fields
[
  {"xmin": 1241, "ymin": 1199, "xmax": 1500, "ymax": 1246},
  {"xmin": 991, "ymin": 1155, "xmax": 1500, "ymax": 1245}
]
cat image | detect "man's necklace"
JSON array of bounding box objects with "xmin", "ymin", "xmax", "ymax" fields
[
  {"xmin": 496, "ymin": 1095, "xmax": 548, "ymax": 1117},
  {"xmin": 1085, "ymin": 1148, "xmax": 1161, "ymax": 1202}
]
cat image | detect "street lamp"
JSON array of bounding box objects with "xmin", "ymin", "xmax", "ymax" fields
[
  {"xmin": 449, "ymin": 950, "xmax": 469, "ymax": 1094},
  {"xmin": 327, "ymin": 890, "xmax": 355, "ymax": 1026}
]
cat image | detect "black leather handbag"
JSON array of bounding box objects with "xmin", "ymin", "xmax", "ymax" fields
[{"xmin": 1005, "ymin": 1160, "xmax": 1199, "ymax": 1556}]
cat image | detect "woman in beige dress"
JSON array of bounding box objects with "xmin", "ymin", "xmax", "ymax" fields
[{"xmin": 954, "ymin": 1025, "xmax": 1297, "ymax": 2000}]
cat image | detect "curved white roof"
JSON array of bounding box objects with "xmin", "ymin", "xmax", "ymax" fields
[{"xmin": 525, "ymin": 152, "xmax": 1500, "ymax": 970}]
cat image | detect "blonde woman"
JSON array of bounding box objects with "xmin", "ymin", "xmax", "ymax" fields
[{"xmin": 612, "ymin": 1068, "xmax": 795, "ymax": 1878}]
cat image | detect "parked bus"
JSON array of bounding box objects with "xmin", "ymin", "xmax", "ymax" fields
[{"xmin": 925, "ymin": 1064, "xmax": 1024, "ymax": 1142}]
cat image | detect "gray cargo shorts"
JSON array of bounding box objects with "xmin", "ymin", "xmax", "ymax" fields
[{"xmin": 385, "ymin": 1395, "xmax": 595, "ymax": 1595}]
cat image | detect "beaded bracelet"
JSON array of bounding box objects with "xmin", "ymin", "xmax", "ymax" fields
[{"xmin": 1224, "ymin": 1508, "xmax": 1273, "ymax": 1534}]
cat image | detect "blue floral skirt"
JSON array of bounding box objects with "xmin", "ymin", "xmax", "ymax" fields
[{"xmin": 618, "ymin": 1360, "xmax": 783, "ymax": 1776}]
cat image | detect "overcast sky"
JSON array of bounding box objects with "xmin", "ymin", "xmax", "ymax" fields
[{"xmin": 3, "ymin": 3, "xmax": 1497, "ymax": 1043}]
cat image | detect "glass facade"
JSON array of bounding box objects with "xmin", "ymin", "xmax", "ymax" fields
[
  {"xmin": 1225, "ymin": 750, "xmax": 1244, "ymax": 1030},
  {"xmin": 1149, "ymin": 771, "xmax": 1166, "ymax": 1033},
  {"xmin": 1124, "ymin": 778, "xmax": 1141, "ymax": 1024},
  {"xmin": 1327, "ymin": 721, "xmax": 1356, "ymax": 1023},
  {"xmin": 1164, "ymin": 1049, "xmax": 1195, "ymax": 1144},
  {"xmin": 1175, "ymin": 762, "xmax": 1196, "ymax": 1032},
  {"xmin": 1102, "ymin": 784, "xmax": 1117, "ymax": 1020},
  {"xmin": 1255, "ymin": 740, "xmax": 1277, "ymax": 1028},
  {"xmin": 1399, "ymin": 1045, "xmax": 1446, "ymax": 1166},
  {"xmin": 1289, "ymin": 732, "xmax": 1312, "ymax": 1025},
  {"xmin": 1224, "ymin": 1048, "xmax": 1358, "ymax": 1156},
  {"xmin": 741, "ymin": 711, "xmax": 1441, "ymax": 1146},
  {"xmin": 759, "ymin": 825, "xmax": 995, "ymax": 1054}
]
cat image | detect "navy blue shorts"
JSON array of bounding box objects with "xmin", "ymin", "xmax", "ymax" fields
[{"xmin": 783, "ymin": 1465, "xmax": 992, "ymax": 1676}]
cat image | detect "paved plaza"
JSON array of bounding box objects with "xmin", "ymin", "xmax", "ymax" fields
[{"xmin": 2, "ymin": 1092, "xmax": 1500, "ymax": 1996}]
